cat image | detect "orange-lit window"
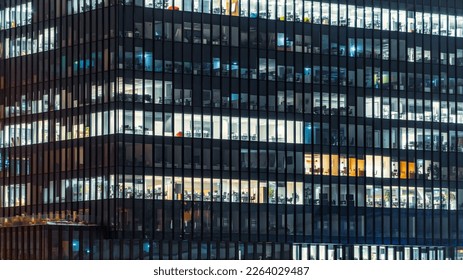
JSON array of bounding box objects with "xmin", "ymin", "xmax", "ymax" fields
[
  {"xmin": 357, "ymin": 159, "xmax": 365, "ymax": 176},
  {"xmin": 408, "ymin": 162, "xmax": 415, "ymax": 179},
  {"xmin": 349, "ymin": 157, "xmax": 357, "ymax": 176},
  {"xmin": 400, "ymin": 161, "xmax": 408, "ymax": 179}
]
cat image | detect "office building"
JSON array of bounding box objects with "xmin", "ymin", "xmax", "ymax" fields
[{"xmin": 1, "ymin": 0, "xmax": 463, "ymax": 260}]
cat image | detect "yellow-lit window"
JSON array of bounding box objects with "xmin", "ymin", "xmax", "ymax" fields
[
  {"xmin": 322, "ymin": 154, "xmax": 330, "ymax": 175},
  {"xmin": 331, "ymin": 154, "xmax": 339, "ymax": 176}
]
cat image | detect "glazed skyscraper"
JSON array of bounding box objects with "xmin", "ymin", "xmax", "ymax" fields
[{"xmin": 1, "ymin": 0, "xmax": 463, "ymax": 260}]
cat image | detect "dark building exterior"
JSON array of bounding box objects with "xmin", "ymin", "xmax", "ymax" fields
[{"xmin": 1, "ymin": 0, "xmax": 463, "ymax": 260}]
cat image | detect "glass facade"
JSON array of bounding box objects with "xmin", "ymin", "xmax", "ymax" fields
[{"xmin": 0, "ymin": 0, "xmax": 463, "ymax": 259}]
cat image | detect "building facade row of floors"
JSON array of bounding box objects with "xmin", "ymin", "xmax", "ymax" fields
[{"xmin": 0, "ymin": 223, "xmax": 460, "ymax": 260}]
